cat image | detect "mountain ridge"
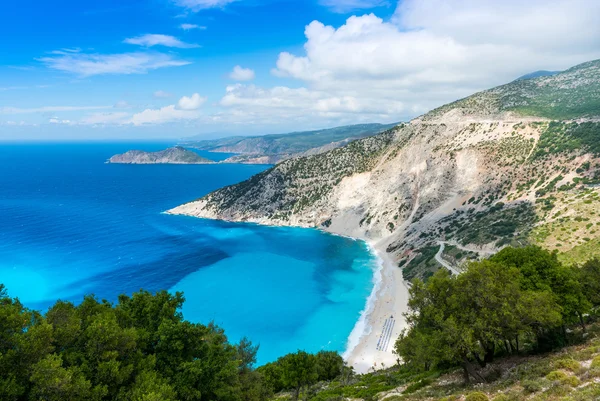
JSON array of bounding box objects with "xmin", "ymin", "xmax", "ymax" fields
[
  {"xmin": 181, "ymin": 123, "xmax": 399, "ymax": 164},
  {"xmin": 169, "ymin": 58, "xmax": 600, "ymax": 278}
]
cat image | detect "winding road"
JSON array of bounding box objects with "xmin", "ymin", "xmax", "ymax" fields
[{"xmin": 435, "ymin": 242, "xmax": 461, "ymax": 275}]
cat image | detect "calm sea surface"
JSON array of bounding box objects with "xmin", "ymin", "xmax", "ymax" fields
[{"xmin": 0, "ymin": 142, "xmax": 375, "ymax": 363}]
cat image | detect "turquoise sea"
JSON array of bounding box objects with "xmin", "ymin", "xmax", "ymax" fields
[{"xmin": 0, "ymin": 142, "xmax": 376, "ymax": 364}]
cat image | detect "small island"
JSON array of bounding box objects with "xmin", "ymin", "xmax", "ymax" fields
[{"xmin": 108, "ymin": 146, "xmax": 215, "ymax": 165}]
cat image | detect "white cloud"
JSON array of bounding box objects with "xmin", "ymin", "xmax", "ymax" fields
[
  {"xmin": 173, "ymin": 0, "xmax": 238, "ymax": 11},
  {"xmin": 49, "ymin": 118, "xmax": 72, "ymax": 124},
  {"xmin": 39, "ymin": 52, "xmax": 191, "ymax": 77},
  {"xmin": 220, "ymin": 84, "xmax": 405, "ymax": 117},
  {"xmin": 129, "ymin": 105, "xmax": 200, "ymax": 126},
  {"xmin": 267, "ymin": 0, "xmax": 600, "ymax": 122},
  {"xmin": 178, "ymin": 93, "xmax": 207, "ymax": 110},
  {"xmin": 124, "ymin": 34, "xmax": 199, "ymax": 48},
  {"xmin": 229, "ymin": 65, "xmax": 255, "ymax": 81},
  {"xmin": 319, "ymin": 0, "xmax": 387, "ymax": 13},
  {"xmin": 180, "ymin": 23, "xmax": 206, "ymax": 30},
  {"xmin": 1, "ymin": 105, "xmax": 112, "ymax": 115},
  {"xmin": 154, "ymin": 90, "xmax": 173, "ymax": 98}
]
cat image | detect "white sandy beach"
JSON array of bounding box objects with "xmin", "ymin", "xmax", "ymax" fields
[{"xmin": 344, "ymin": 240, "xmax": 410, "ymax": 374}]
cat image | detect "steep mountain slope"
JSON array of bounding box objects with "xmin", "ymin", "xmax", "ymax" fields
[
  {"xmin": 169, "ymin": 59, "xmax": 600, "ymax": 280},
  {"xmin": 108, "ymin": 146, "xmax": 214, "ymax": 164},
  {"xmin": 181, "ymin": 123, "xmax": 398, "ymax": 164}
]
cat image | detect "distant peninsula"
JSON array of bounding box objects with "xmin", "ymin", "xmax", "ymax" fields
[
  {"xmin": 109, "ymin": 123, "xmax": 398, "ymax": 166},
  {"xmin": 108, "ymin": 146, "xmax": 214, "ymax": 164}
]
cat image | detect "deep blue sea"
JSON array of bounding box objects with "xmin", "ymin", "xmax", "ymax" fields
[{"xmin": 0, "ymin": 142, "xmax": 376, "ymax": 364}]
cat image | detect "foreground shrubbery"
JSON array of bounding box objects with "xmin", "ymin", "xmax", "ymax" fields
[
  {"xmin": 396, "ymin": 246, "xmax": 600, "ymax": 383},
  {"xmin": 2, "ymin": 246, "xmax": 600, "ymax": 401},
  {"xmin": 0, "ymin": 286, "xmax": 343, "ymax": 401}
]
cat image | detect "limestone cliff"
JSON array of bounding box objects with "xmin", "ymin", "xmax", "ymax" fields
[{"xmin": 169, "ymin": 59, "xmax": 600, "ymax": 279}]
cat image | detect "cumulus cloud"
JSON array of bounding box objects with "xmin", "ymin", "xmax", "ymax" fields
[
  {"xmin": 173, "ymin": 0, "xmax": 238, "ymax": 11},
  {"xmin": 129, "ymin": 105, "xmax": 200, "ymax": 126},
  {"xmin": 229, "ymin": 65, "xmax": 255, "ymax": 81},
  {"xmin": 178, "ymin": 93, "xmax": 207, "ymax": 110},
  {"xmin": 116, "ymin": 93, "xmax": 207, "ymax": 126},
  {"xmin": 220, "ymin": 84, "xmax": 405, "ymax": 117},
  {"xmin": 124, "ymin": 34, "xmax": 199, "ymax": 48},
  {"xmin": 39, "ymin": 52, "xmax": 190, "ymax": 77},
  {"xmin": 319, "ymin": 0, "xmax": 388, "ymax": 13},
  {"xmin": 180, "ymin": 23, "xmax": 206, "ymax": 30},
  {"xmin": 267, "ymin": 0, "xmax": 600, "ymax": 122}
]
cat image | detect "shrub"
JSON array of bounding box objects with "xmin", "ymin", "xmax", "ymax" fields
[
  {"xmin": 561, "ymin": 375, "xmax": 580, "ymax": 387},
  {"xmin": 592, "ymin": 356, "xmax": 600, "ymax": 369},
  {"xmin": 491, "ymin": 395, "xmax": 509, "ymax": 401},
  {"xmin": 544, "ymin": 382, "xmax": 571, "ymax": 397},
  {"xmin": 522, "ymin": 379, "xmax": 544, "ymax": 393},
  {"xmin": 403, "ymin": 378, "xmax": 432, "ymax": 394},
  {"xmin": 587, "ymin": 366, "xmax": 600, "ymax": 379},
  {"xmin": 465, "ymin": 392, "xmax": 489, "ymax": 401},
  {"xmin": 546, "ymin": 370, "xmax": 568, "ymax": 381},
  {"xmin": 553, "ymin": 358, "xmax": 581, "ymax": 372}
]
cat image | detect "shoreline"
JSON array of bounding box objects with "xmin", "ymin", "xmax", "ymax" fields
[
  {"xmin": 343, "ymin": 240, "xmax": 409, "ymax": 374},
  {"xmin": 167, "ymin": 208, "xmax": 409, "ymax": 373}
]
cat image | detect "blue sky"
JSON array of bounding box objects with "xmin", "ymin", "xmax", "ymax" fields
[{"xmin": 1, "ymin": 0, "xmax": 599, "ymax": 140}]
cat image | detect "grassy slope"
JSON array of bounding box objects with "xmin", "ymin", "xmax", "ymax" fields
[
  {"xmin": 426, "ymin": 59, "xmax": 600, "ymax": 120},
  {"xmin": 280, "ymin": 323, "xmax": 600, "ymax": 401}
]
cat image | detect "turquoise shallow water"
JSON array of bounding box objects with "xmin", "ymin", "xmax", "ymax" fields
[{"xmin": 0, "ymin": 142, "xmax": 376, "ymax": 364}]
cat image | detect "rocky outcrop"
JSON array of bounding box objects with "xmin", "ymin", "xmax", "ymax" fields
[{"xmin": 108, "ymin": 146, "xmax": 214, "ymax": 165}]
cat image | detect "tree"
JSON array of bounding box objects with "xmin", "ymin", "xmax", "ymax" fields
[
  {"xmin": 580, "ymin": 258, "xmax": 600, "ymax": 306},
  {"xmin": 29, "ymin": 354, "xmax": 103, "ymax": 401},
  {"xmin": 279, "ymin": 351, "xmax": 318, "ymax": 400},
  {"xmin": 491, "ymin": 247, "xmax": 591, "ymax": 331},
  {"xmin": 396, "ymin": 256, "xmax": 563, "ymax": 383},
  {"xmin": 127, "ymin": 370, "xmax": 177, "ymax": 401},
  {"xmin": 315, "ymin": 351, "xmax": 344, "ymax": 381}
]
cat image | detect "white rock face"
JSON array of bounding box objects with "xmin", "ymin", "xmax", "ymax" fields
[{"xmin": 168, "ymin": 59, "xmax": 600, "ymax": 271}]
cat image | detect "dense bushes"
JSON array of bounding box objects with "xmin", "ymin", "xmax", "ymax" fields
[
  {"xmin": 396, "ymin": 246, "xmax": 600, "ymax": 383},
  {"xmin": 0, "ymin": 286, "xmax": 344, "ymax": 401}
]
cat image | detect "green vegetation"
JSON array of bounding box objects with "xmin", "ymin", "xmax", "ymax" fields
[
  {"xmin": 396, "ymin": 247, "xmax": 597, "ymax": 383},
  {"xmin": 2, "ymin": 247, "xmax": 600, "ymax": 400},
  {"xmin": 401, "ymin": 246, "xmax": 440, "ymax": 281},
  {"xmin": 445, "ymin": 203, "xmax": 536, "ymax": 247},
  {"xmin": 426, "ymin": 59, "xmax": 600, "ymax": 120},
  {"xmin": 0, "ymin": 285, "xmax": 346, "ymax": 401},
  {"xmin": 534, "ymin": 121, "xmax": 600, "ymax": 159}
]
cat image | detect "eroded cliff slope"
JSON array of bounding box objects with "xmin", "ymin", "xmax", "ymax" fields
[{"xmin": 169, "ymin": 60, "xmax": 600, "ymax": 280}]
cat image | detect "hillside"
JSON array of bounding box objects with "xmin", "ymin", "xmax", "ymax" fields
[
  {"xmin": 108, "ymin": 146, "xmax": 214, "ymax": 164},
  {"xmin": 169, "ymin": 59, "xmax": 600, "ymax": 279},
  {"xmin": 181, "ymin": 123, "xmax": 398, "ymax": 164},
  {"xmin": 515, "ymin": 70, "xmax": 561, "ymax": 81}
]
